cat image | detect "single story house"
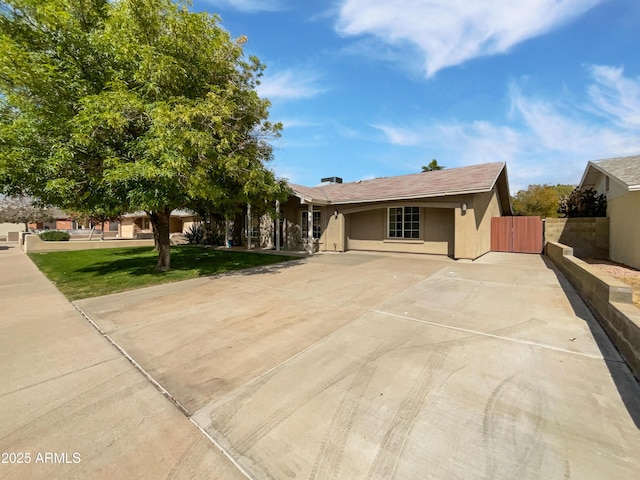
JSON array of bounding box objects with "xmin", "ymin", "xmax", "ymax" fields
[
  {"xmin": 264, "ymin": 162, "xmax": 512, "ymax": 260},
  {"xmin": 119, "ymin": 209, "xmax": 197, "ymax": 238},
  {"xmin": 579, "ymin": 155, "xmax": 640, "ymax": 269},
  {"xmin": 28, "ymin": 209, "xmax": 118, "ymax": 232}
]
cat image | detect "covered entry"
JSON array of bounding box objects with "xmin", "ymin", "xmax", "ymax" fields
[{"xmin": 491, "ymin": 216, "xmax": 543, "ymax": 254}]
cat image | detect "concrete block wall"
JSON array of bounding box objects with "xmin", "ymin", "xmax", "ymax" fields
[
  {"xmin": 546, "ymin": 241, "xmax": 640, "ymax": 379},
  {"xmin": 544, "ymin": 217, "xmax": 609, "ymax": 259}
]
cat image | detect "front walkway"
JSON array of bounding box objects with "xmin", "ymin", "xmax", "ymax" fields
[{"xmin": 0, "ymin": 244, "xmax": 245, "ymax": 480}]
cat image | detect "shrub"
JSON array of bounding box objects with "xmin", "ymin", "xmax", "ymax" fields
[
  {"xmin": 184, "ymin": 224, "xmax": 225, "ymax": 245},
  {"xmin": 184, "ymin": 224, "xmax": 205, "ymax": 245},
  {"xmin": 39, "ymin": 230, "xmax": 71, "ymax": 241},
  {"xmin": 558, "ymin": 188, "xmax": 607, "ymax": 217}
]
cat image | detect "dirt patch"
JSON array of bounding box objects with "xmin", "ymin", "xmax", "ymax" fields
[{"xmin": 583, "ymin": 259, "xmax": 640, "ymax": 308}]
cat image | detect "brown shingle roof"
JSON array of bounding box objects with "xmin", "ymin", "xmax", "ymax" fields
[{"xmin": 290, "ymin": 162, "xmax": 506, "ymax": 205}]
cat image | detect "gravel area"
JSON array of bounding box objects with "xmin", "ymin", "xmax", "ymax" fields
[{"xmin": 583, "ymin": 259, "xmax": 640, "ymax": 308}]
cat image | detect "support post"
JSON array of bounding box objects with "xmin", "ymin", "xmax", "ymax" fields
[
  {"xmin": 307, "ymin": 204, "xmax": 314, "ymax": 254},
  {"xmin": 247, "ymin": 203, "xmax": 252, "ymax": 250},
  {"xmin": 275, "ymin": 200, "xmax": 281, "ymax": 252},
  {"xmin": 224, "ymin": 216, "xmax": 230, "ymax": 248}
]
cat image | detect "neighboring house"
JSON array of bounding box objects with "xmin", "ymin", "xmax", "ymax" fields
[
  {"xmin": 28, "ymin": 209, "xmax": 118, "ymax": 232},
  {"xmin": 579, "ymin": 155, "xmax": 640, "ymax": 269},
  {"xmin": 28, "ymin": 209, "xmax": 78, "ymax": 231},
  {"xmin": 261, "ymin": 162, "xmax": 512, "ymax": 260},
  {"xmin": 119, "ymin": 210, "xmax": 197, "ymax": 238}
]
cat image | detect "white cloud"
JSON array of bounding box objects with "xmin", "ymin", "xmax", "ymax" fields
[
  {"xmin": 257, "ymin": 69, "xmax": 326, "ymax": 101},
  {"xmin": 370, "ymin": 64, "xmax": 640, "ymax": 191},
  {"xmin": 335, "ymin": 0, "xmax": 604, "ymax": 77},
  {"xmin": 370, "ymin": 124, "xmax": 422, "ymax": 146},
  {"xmin": 587, "ymin": 65, "xmax": 640, "ymax": 128},
  {"xmin": 203, "ymin": 0, "xmax": 284, "ymax": 13}
]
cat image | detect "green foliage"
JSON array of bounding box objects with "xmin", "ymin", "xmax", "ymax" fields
[
  {"xmin": 28, "ymin": 246, "xmax": 298, "ymax": 300},
  {"xmin": 184, "ymin": 223, "xmax": 225, "ymax": 246},
  {"xmin": 421, "ymin": 159, "xmax": 445, "ymax": 172},
  {"xmin": 184, "ymin": 224, "xmax": 205, "ymax": 245},
  {"xmin": 511, "ymin": 184, "xmax": 575, "ymax": 218},
  {"xmin": 38, "ymin": 230, "xmax": 70, "ymax": 241},
  {"xmin": 558, "ymin": 188, "xmax": 607, "ymax": 218},
  {"xmin": 0, "ymin": 0, "xmax": 288, "ymax": 270}
]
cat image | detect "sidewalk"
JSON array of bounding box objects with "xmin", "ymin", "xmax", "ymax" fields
[{"xmin": 0, "ymin": 244, "xmax": 245, "ymax": 479}]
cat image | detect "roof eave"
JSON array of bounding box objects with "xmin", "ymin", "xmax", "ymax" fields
[
  {"xmin": 291, "ymin": 190, "xmax": 330, "ymax": 206},
  {"xmin": 580, "ymin": 160, "xmax": 635, "ymax": 191},
  {"xmin": 330, "ymin": 187, "xmax": 495, "ymax": 205}
]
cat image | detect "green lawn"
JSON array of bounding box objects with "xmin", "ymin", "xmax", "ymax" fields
[{"xmin": 28, "ymin": 245, "xmax": 300, "ymax": 300}]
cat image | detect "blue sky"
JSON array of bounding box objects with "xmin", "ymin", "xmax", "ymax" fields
[{"xmin": 193, "ymin": 0, "xmax": 640, "ymax": 192}]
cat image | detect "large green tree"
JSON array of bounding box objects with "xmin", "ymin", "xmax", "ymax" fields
[
  {"xmin": 0, "ymin": 0, "xmax": 287, "ymax": 270},
  {"xmin": 511, "ymin": 184, "xmax": 574, "ymax": 218}
]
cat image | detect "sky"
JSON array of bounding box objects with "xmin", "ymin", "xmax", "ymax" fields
[{"xmin": 192, "ymin": 0, "xmax": 640, "ymax": 192}]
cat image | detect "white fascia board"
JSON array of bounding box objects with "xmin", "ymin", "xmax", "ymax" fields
[{"xmin": 330, "ymin": 187, "xmax": 492, "ymax": 206}]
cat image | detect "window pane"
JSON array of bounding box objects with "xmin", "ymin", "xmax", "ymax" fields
[
  {"xmin": 388, "ymin": 207, "xmax": 402, "ymax": 237},
  {"xmin": 403, "ymin": 207, "xmax": 420, "ymax": 238},
  {"xmin": 313, "ymin": 211, "xmax": 321, "ymax": 238}
]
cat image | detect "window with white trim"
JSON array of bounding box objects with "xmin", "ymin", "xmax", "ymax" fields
[
  {"xmin": 301, "ymin": 211, "xmax": 321, "ymax": 239},
  {"xmin": 388, "ymin": 206, "xmax": 420, "ymax": 239}
]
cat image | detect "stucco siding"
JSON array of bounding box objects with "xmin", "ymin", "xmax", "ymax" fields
[
  {"xmin": 346, "ymin": 207, "xmax": 454, "ymax": 256},
  {"xmin": 0, "ymin": 223, "xmax": 23, "ymax": 237},
  {"xmin": 476, "ymin": 188, "xmax": 502, "ymax": 257},
  {"xmin": 119, "ymin": 218, "xmax": 136, "ymax": 238},
  {"xmin": 349, "ymin": 209, "xmax": 385, "ymax": 241},
  {"xmin": 454, "ymin": 189, "xmax": 501, "ymax": 259},
  {"xmin": 609, "ymin": 191, "xmax": 640, "ymax": 269},
  {"xmin": 424, "ymin": 208, "xmax": 455, "ymax": 256}
]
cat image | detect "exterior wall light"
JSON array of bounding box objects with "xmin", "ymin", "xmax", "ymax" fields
[
  {"xmin": 334, "ymin": 210, "xmax": 339, "ymax": 219},
  {"xmin": 461, "ymin": 202, "xmax": 467, "ymax": 214}
]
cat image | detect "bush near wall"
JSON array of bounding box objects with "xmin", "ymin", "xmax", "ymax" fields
[{"xmin": 39, "ymin": 231, "xmax": 70, "ymax": 241}]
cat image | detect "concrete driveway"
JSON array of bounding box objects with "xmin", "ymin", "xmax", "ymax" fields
[{"xmin": 75, "ymin": 251, "xmax": 640, "ymax": 480}]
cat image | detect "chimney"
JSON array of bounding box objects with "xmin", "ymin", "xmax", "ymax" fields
[{"xmin": 320, "ymin": 176, "xmax": 343, "ymax": 184}]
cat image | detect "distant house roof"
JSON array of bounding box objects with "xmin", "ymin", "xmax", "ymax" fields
[
  {"xmin": 121, "ymin": 209, "xmax": 195, "ymax": 218},
  {"xmin": 580, "ymin": 155, "xmax": 640, "ymax": 191},
  {"xmin": 290, "ymin": 162, "xmax": 511, "ymax": 212}
]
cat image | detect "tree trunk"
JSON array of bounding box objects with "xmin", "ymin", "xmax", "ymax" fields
[
  {"xmin": 232, "ymin": 210, "xmax": 244, "ymax": 246},
  {"xmin": 149, "ymin": 208, "xmax": 171, "ymax": 272},
  {"xmin": 23, "ymin": 222, "xmax": 29, "ymax": 232},
  {"xmin": 89, "ymin": 226, "xmax": 95, "ymax": 240},
  {"xmin": 100, "ymin": 221, "xmax": 105, "ymax": 241}
]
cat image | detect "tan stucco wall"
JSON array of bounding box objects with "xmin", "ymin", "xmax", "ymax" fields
[
  {"xmin": 609, "ymin": 191, "xmax": 640, "ymax": 269},
  {"xmin": 0, "ymin": 223, "xmax": 23, "ymax": 238},
  {"xmin": 182, "ymin": 220, "xmax": 197, "ymax": 234},
  {"xmin": 348, "ymin": 208, "xmax": 385, "ymax": 241},
  {"xmin": 323, "ymin": 212, "xmax": 345, "ymax": 252},
  {"xmin": 346, "ymin": 206, "xmax": 454, "ymax": 256},
  {"xmin": 424, "ymin": 208, "xmax": 455, "ymax": 256},
  {"xmin": 454, "ymin": 189, "xmax": 501, "ymax": 259},
  {"xmin": 119, "ymin": 218, "xmax": 136, "ymax": 239},
  {"xmin": 118, "ymin": 215, "xmax": 196, "ymax": 239}
]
